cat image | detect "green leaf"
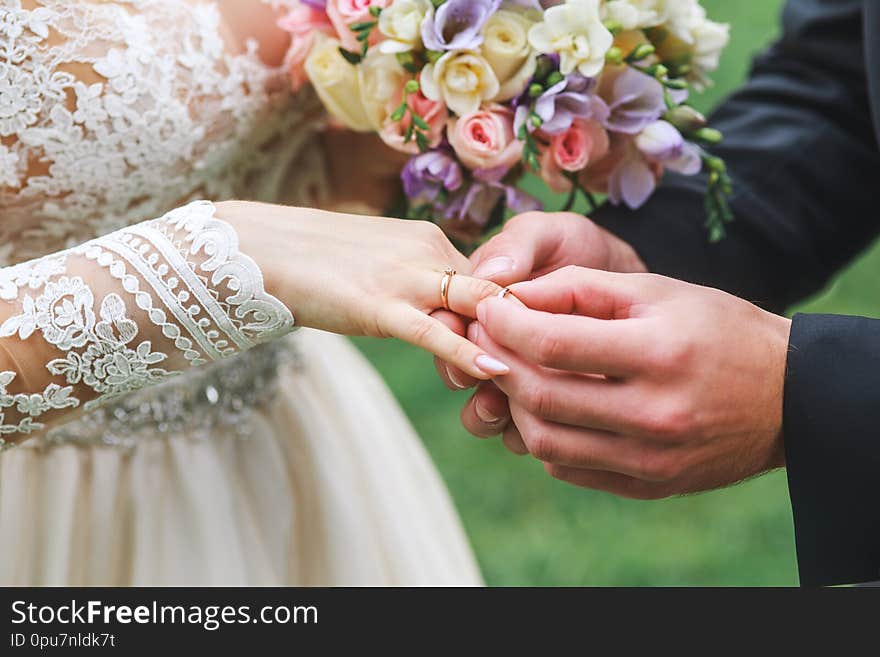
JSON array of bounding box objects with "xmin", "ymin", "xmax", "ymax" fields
[
  {"xmin": 415, "ymin": 132, "xmax": 430, "ymax": 152},
  {"xmin": 404, "ymin": 123, "xmax": 415, "ymax": 144},
  {"xmin": 338, "ymin": 48, "xmax": 362, "ymax": 65},
  {"xmin": 411, "ymin": 114, "xmax": 429, "ymax": 130},
  {"xmin": 390, "ymin": 103, "xmax": 407, "ymax": 122},
  {"xmin": 349, "ymin": 21, "xmax": 377, "ymax": 32}
]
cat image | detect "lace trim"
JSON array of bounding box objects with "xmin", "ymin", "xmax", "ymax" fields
[{"xmin": 0, "ymin": 201, "xmax": 295, "ymax": 439}]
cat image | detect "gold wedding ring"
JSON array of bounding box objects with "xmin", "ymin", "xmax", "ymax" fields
[
  {"xmin": 440, "ymin": 267, "xmax": 456, "ymax": 311},
  {"xmin": 498, "ymin": 287, "xmax": 512, "ymax": 300}
]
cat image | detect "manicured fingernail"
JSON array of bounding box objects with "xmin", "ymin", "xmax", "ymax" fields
[
  {"xmin": 475, "ymin": 354, "xmax": 510, "ymax": 376},
  {"xmin": 474, "ymin": 399, "xmax": 503, "ymax": 424},
  {"xmin": 467, "ymin": 321, "xmax": 480, "ymax": 343},
  {"xmin": 445, "ymin": 365, "xmax": 468, "ymax": 390},
  {"xmin": 473, "ymin": 257, "xmax": 515, "ymax": 280}
]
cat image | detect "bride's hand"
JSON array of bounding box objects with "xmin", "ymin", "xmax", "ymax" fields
[{"xmin": 216, "ymin": 201, "xmax": 509, "ymax": 380}]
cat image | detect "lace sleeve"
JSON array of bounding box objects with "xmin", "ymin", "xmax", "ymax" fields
[{"xmin": 0, "ymin": 201, "xmax": 295, "ymax": 446}]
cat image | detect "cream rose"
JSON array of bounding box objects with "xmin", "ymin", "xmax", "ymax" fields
[
  {"xmin": 358, "ymin": 50, "xmax": 447, "ymax": 153},
  {"xmin": 482, "ymin": 10, "xmax": 538, "ymax": 102},
  {"xmin": 420, "ymin": 51, "xmax": 500, "ymax": 117},
  {"xmin": 528, "ymin": 0, "xmax": 613, "ymax": 77},
  {"xmin": 358, "ymin": 49, "xmax": 410, "ymax": 130},
  {"xmin": 378, "ymin": 0, "xmax": 432, "ymax": 54},
  {"xmin": 305, "ymin": 36, "xmax": 373, "ymax": 131}
]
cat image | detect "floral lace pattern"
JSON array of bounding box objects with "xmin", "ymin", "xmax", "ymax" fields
[
  {"xmin": 0, "ymin": 201, "xmax": 295, "ymax": 440},
  {"xmin": 0, "ymin": 0, "xmax": 326, "ymax": 265},
  {"xmin": 0, "ymin": 1, "xmax": 325, "ymax": 448}
]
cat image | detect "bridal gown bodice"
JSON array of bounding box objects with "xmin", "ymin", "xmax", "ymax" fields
[
  {"xmin": 0, "ymin": 0, "xmax": 482, "ymax": 587},
  {"xmin": 1, "ymin": 0, "xmax": 328, "ymax": 448}
]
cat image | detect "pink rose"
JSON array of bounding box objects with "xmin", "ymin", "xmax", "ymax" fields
[
  {"xmin": 277, "ymin": 4, "xmax": 333, "ymax": 37},
  {"xmin": 278, "ymin": 5, "xmax": 334, "ymax": 91},
  {"xmin": 448, "ymin": 105, "xmax": 523, "ymax": 175},
  {"xmin": 326, "ymin": 0, "xmax": 391, "ymax": 51},
  {"xmin": 540, "ymin": 119, "xmax": 610, "ymax": 193},
  {"xmin": 380, "ymin": 89, "xmax": 448, "ymax": 154}
]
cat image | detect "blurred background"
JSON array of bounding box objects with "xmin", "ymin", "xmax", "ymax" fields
[{"xmin": 356, "ymin": 0, "xmax": 879, "ymax": 585}]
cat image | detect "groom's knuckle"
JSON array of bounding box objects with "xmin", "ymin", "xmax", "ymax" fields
[
  {"xmin": 640, "ymin": 399, "xmax": 691, "ymax": 440},
  {"xmin": 535, "ymin": 332, "xmax": 564, "ymax": 367},
  {"xmin": 522, "ymin": 382, "xmax": 554, "ymax": 418},
  {"xmin": 525, "ymin": 429, "xmax": 556, "ymax": 462}
]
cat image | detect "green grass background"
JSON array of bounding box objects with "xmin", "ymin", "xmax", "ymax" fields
[{"xmin": 354, "ymin": 0, "xmax": 880, "ymax": 585}]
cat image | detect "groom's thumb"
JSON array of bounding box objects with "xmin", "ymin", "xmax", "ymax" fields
[{"xmin": 470, "ymin": 215, "xmax": 543, "ymax": 286}]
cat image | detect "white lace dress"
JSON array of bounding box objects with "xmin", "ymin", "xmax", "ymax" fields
[{"xmin": 0, "ymin": 0, "xmax": 482, "ymax": 585}]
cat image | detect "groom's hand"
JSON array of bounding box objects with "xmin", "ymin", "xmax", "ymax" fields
[
  {"xmin": 469, "ymin": 266, "xmax": 791, "ymax": 498},
  {"xmin": 468, "ymin": 211, "xmax": 647, "ymax": 287},
  {"xmin": 433, "ymin": 212, "xmax": 647, "ymax": 438}
]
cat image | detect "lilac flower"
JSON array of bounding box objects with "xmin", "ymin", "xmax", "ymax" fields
[
  {"xmin": 402, "ymin": 149, "xmax": 464, "ymax": 204},
  {"xmin": 421, "ymin": 0, "xmax": 501, "ymax": 52},
  {"xmin": 445, "ymin": 175, "xmax": 541, "ymax": 231},
  {"xmin": 607, "ymin": 121, "xmax": 702, "ymax": 209},
  {"xmin": 516, "ymin": 74, "xmax": 609, "ymax": 136},
  {"xmin": 603, "ymin": 67, "xmax": 667, "ymax": 135},
  {"xmin": 636, "ymin": 120, "xmax": 702, "ymax": 174}
]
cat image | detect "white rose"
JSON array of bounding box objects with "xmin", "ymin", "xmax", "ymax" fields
[
  {"xmin": 305, "ymin": 36, "xmax": 373, "ymax": 131},
  {"xmin": 358, "ymin": 49, "xmax": 409, "ymax": 130},
  {"xmin": 420, "ymin": 51, "xmax": 500, "ymax": 117},
  {"xmin": 528, "ymin": 0, "xmax": 613, "ymax": 77},
  {"xmin": 482, "ymin": 9, "xmax": 538, "ymax": 101},
  {"xmin": 602, "ymin": 0, "xmax": 664, "ymax": 31},
  {"xmin": 378, "ymin": 0, "xmax": 432, "ymax": 54}
]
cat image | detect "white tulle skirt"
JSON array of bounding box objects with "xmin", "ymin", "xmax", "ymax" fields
[{"xmin": 0, "ymin": 330, "xmax": 482, "ymax": 586}]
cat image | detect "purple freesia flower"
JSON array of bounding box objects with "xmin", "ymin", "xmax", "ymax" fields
[
  {"xmin": 636, "ymin": 120, "xmax": 702, "ymax": 175},
  {"xmin": 445, "ymin": 177, "xmax": 541, "ymax": 230},
  {"xmin": 516, "ymin": 74, "xmax": 610, "ymax": 136},
  {"xmin": 603, "ymin": 68, "xmax": 668, "ymax": 135},
  {"xmin": 422, "ymin": 0, "xmax": 501, "ymax": 52},
  {"xmin": 607, "ymin": 121, "xmax": 702, "ymax": 209},
  {"xmin": 402, "ymin": 149, "xmax": 464, "ymax": 204}
]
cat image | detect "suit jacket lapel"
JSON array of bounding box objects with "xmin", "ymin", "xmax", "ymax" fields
[{"xmin": 865, "ymin": 0, "xmax": 880, "ymax": 139}]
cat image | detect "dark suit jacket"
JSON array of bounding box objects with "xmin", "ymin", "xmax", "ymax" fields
[{"xmin": 594, "ymin": 0, "xmax": 880, "ymax": 586}]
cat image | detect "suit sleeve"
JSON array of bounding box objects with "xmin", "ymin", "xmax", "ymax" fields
[
  {"xmin": 593, "ymin": 0, "xmax": 880, "ymax": 313},
  {"xmin": 592, "ymin": 0, "xmax": 880, "ymax": 586},
  {"xmin": 783, "ymin": 314, "xmax": 880, "ymax": 586}
]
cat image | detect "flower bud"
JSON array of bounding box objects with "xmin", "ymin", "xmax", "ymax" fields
[{"xmin": 664, "ymin": 105, "xmax": 708, "ymax": 133}]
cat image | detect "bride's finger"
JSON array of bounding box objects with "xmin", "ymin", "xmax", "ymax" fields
[
  {"xmin": 430, "ymin": 309, "xmax": 479, "ymax": 391},
  {"xmin": 388, "ymin": 305, "xmax": 510, "ymax": 380},
  {"xmin": 443, "ymin": 274, "xmax": 506, "ymax": 318}
]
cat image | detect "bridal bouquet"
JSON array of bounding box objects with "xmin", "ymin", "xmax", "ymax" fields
[{"xmin": 279, "ymin": 0, "xmax": 732, "ymax": 241}]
